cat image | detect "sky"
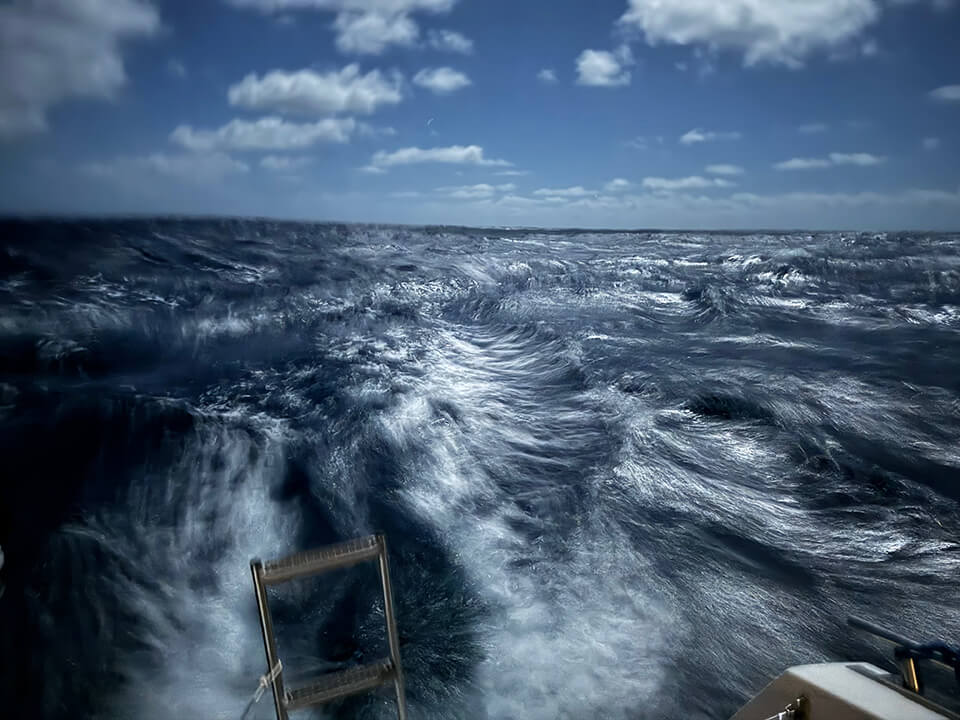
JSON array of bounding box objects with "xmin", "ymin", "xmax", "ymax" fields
[{"xmin": 0, "ymin": 0, "xmax": 959, "ymax": 230}]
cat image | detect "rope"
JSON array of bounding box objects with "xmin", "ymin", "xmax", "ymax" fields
[
  {"xmin": 240, "ymin": 659, "xmax": 283, "ymax": 720},
  {"xmin": 760, "ymin": 697, "xmax": 804, "ymax": 720},
  {"xmin": 761, "ymin": 711, "xmax": 795, "ymax": 720}
]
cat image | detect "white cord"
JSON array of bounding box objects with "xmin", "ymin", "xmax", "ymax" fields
[{"xmin": 240, "ymin": 659, "xmax": 283, "ymax": 720}]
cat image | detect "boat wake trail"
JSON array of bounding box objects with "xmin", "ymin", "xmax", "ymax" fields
[{"xmin": 1, "ymin": 221, "xmax": 959, "ymax": 719}]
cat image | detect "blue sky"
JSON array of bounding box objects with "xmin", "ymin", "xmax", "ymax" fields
[{"xmin": 1, "ymin": 0, "xmax": 959, "ymax": 229}]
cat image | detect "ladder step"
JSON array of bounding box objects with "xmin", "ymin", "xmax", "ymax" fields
[
  {"xmin": 285, "ymin": 660, "xmax": 395, "ymax": 710},
  {"xmin": 261, "ymin": 535, "xmax": 382, "ymax": 584}
]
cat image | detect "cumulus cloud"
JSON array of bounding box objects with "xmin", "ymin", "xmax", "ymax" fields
[
  {"xmin": 413, "ymin": 67, "xmax": 471, "ymax": 94},
  {"xmin": 774, "ymin": 157, "xmax": 833, "ymax": 170},
  {"xmin": 171, "ymin": 117, "xmax": 356, "ymax": 151},
  {"xmin": 798, "ymin": 122, "xmax": 828, "ymax": 134},
  {"xmin": 228, "ymin": 65, "xmax": 403, "ymax": 116},
  {"xmin": 427, "ymin": 29, "xmax": 472, "ymax": 53},
  {"xmin": 618, "ymin": 0, "xmax": 881, "ymax": 68},
  {"xmin": 642, "ymin": 176, "xmax": 734, "ymax": 190},
  {"xmin": 332, "ymin": 10, "xmax": 418, "ymax": 53},
  {"xmin": 774, "ymin": 152, "xmax": 885, "ymax": 170},
  {"xmin": 225, "ymin": 0, "xmax": 458, "ymax": 55},
  {"xmin": 260, "ymin": 154, "xmax": 313, "ymax": 171},
  {"xmin": 576, "ymin": 46, "xmax": 633, "ymax": 87},
  {"xmin": 537, "ymin": 69, "xmax": 558, "ymax": 84},
  {"xmin": 922, "ymin": 137, "xmax": 941, "ymax": 151},
  {"xmin": 705, "ymin": 164, "xmax": 744, "ymax": 176},
  {"xmin": 0, "ymin": 0, "xmax": 160, "ymax": 138},
  {"xmin": 83, "ymin": 152, "xmax": 249, "ymax": 183},
  {"xmin": 680, "ymin": 129, "xmax": 742, "ymax": 145},
  {"xmin": 368, "ymin": 144, "xmax": 511, "ymax": 170},
  {"xmin": 929, "ymin": 85, "xmax": 960, "ymax": 101}
]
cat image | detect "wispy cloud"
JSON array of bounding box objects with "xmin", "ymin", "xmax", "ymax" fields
[
  {"xmin": 260, "ymin": 155, "xmax": 312, "ymax": 171},
  {"xmin": 604, "ymin": 178, "xmax": 632, "ymax": 192},
  {"xmin": 705, "ymin": 164, "xmax": 744, "ymax": 176},
  {"xmin": 929, "ymin": 84, "xmax": 960, "ymax": 102},
  {"xmin": 774, "ymin": 157, "xmax": 833, "ymax": 170},
  {"xmin": 167, "ymin": 59, "xmax": 187, "ymax": 78},
  {"xmin": 171, "ymin": 117, "xmax": 356, "ymax": 151},
  {"xmin": 82, "ymin": 152, "xmax": 249, "ymax": 184},
  {"xmin": 427, "ymin": 29, "xmax": 473, "ymax": 54},
  {"xmin": 774, "ymin": 152, "xmax": 886, "ymax": 170},
  {"xmin": 680, "ymin": 129, "xmax": 742, "ymax": 145},
  {"xmin": 537, "ymin": 68, "xmax": 558, "ymax": 85},
  {"xmin": 642, "ymin": 175, "xmax": 735, "ymax": 190},
  {"xmin": 533, "ymin": 186, "xmax": 593, "ymax": 197},
  {"xmin": 829, "ymin": 152, "xmax": 886, "ymax": 166},
  {"xmin": 436, "ymin": 183, "xmax": 516, "ymax": 199},
  {"xmin": 922, "ymin": 137, "xmax": 941, "ymax": 151},
  {"xmin": 797, "ymin": 122, "xmax": 827, "ymax": 134}
]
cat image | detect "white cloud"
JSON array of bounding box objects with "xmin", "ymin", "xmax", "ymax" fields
[
  {"xmin": 0, "ymin": 0, "xmax": 160, "ymax": 138},
  {"xmin": 774, "ymin": 152, "xmax": 885, "ymax": 170},
  {"xmin": 705, "ymin": 164, "xmax": 744, "ymax": 175},
  {"xmin": 537, "ymin": 69, "xmax": 558, "ymax": 84},
  {"xmin": 167, "ymin": 59, "xmax": 187, "ymax": 78},
  {"xmin": 576, "ymin": 46, "xmax": 633, "ymax": 87},
  {"xmin": 922, "ymin": 137, "xmax": 941, "ymax": 151},
  {"xmin": 496, "ymin": 169, "xmax": 531, "ymax": 177},
  {"xmin": 228, "ymin": 65, "xmax": 403, "ymax": 115},
  {"xmin": 798, "ymin": 122, "xmax": 828, "ymax": 134},
  {"xmin": 83, "ymin": 152, "xmax": 249, "ymax": 183},
  {"xmin": 436, "ymin": 183, "xmax": 515, "ymax": 199},
  {"xmin": 533, "ymin": 186, "xmax": 593, "ymax": 197},
  {"xmin": 225, "ymin": 0, "xmax": 458, "ymax": 55},
  {"xmin": 680, "ymin": 128, "xmax": 742, "ymax": 145},
  {"xmin": 427, "ymin": 29, "xmax": 472, "ymax": 53},
  {"xmin": 774, "ymin": 157, "xmax": 833, "ymax": 170},
  {"xmin": 929, "ymin": 85, "xmax": 960, "ymax": 102},
  {"xmin": 604, "ymin": 178, "xmax": 632, "ymax": 192},
  {"xmin": 618, "ymin": 0, "xmax": 881, "ymax": 68},
  {"xmin": 642, "ymin": 176, "xmax": 734, "ymax": 190},
  {"xmin": 332, "ymin": 10, "xmax": 418, "ymax": 53},
  {"xmin": 829, "ymin": 152, "xmax": 885, "ymax": 166},
  {"xmin": 260, "ymin": 155, "xmax": 313, "ymax": 171},
  {"xmin": 413, "ymin": 67, "xmax": 471, "ymax": 94},
  {"xmin": 370, "ymin": 144, "xmax": 511, "ymax": 169},
  {"xmin": 171, "ymin": 117, "xmax": 356, "ymax": 151},
  {"xmin": 357, "ymin": 121, "xmax": 397, "ymax": 137}
]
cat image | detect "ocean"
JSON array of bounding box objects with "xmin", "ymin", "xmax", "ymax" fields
[{"xmin": 1, "ymin": 219, "xmax": 959, "ymax": 719}]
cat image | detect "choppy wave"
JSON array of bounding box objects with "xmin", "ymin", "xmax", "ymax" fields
[{"xmin": 1, "ymin": 220, "xmax": 959, "ymax": 719}]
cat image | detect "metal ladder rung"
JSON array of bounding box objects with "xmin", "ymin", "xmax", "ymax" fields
[
  {"xmin": 251, "ymin": 534, "xmax": 407, "ymax": 720},
  {"xmin": 285, "ymin": 660, "xmax": 395, "ymax": 711},
  {"xmin": 261, "ymin": 535, "xmax": 381, "ymax": 584}
]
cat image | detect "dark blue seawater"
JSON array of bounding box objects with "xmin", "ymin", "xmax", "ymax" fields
[{"xmin": 1, "ymin": 219, "xmax": 959, "ymax": 719}]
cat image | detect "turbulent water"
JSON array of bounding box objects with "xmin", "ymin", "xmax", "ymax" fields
[{"xmin": 2, "ymin": 219, "xmax": 960, "ymax": 720}]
